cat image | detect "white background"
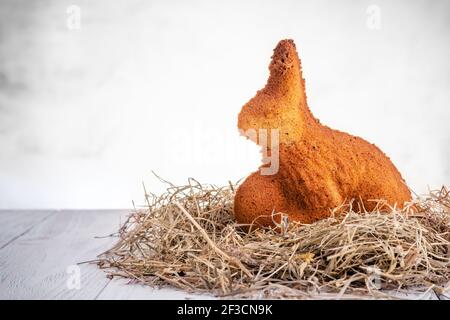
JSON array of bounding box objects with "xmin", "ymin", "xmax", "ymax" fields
[{"xmin": 0, "ymin": 0, "xmax": 449, "ymax": 209}]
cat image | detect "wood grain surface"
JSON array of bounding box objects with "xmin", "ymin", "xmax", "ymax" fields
[{"xmin": 0, "ymin": 210, "xmax": 446, "ymax": 300}]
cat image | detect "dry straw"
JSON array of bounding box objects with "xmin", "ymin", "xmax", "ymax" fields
[{"xmin": 97, "ymin": 176, "xmax": 449, "ymax": 299}]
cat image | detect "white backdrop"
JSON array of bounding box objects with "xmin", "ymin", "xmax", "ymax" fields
[{"xmin": 0, "ymin": 0, "xmax": 449, "ymax": 209}]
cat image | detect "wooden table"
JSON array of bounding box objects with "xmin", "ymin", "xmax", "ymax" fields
[{"xmin": 0, "ymin": 210, "xmax": 447, "ymax": 300}]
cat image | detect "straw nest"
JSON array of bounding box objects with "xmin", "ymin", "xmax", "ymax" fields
[{"xmin": 97, "ymin": 177, "xmax": 449, "ymax": 299}]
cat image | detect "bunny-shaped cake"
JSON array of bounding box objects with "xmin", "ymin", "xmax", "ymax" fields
[{"xmin": 234, "ymin": 39, "xmax": 411, "ymax": 227}]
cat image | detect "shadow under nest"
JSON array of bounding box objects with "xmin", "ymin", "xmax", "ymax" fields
[{"xmin": 96, "ymin": 177, "xmax": 450, "ymax": 299}]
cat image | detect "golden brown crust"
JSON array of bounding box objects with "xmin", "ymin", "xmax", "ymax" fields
[{"xmin": 234, "ymin": 39, "xmax": 412, "ymax": 227}]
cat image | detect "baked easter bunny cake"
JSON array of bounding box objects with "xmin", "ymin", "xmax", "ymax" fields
[{"xmin": 234, "ymin": 39, "xmax": 411, "ymax": 227}]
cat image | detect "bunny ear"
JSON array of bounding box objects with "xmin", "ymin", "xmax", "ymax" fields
[
  {"xmin": 266, "ymin": 39, "xmax": 306, "ymax": 100},
  {"xmin": 269, "ymin": 39, "xmax": 299, "ymax": 74}
]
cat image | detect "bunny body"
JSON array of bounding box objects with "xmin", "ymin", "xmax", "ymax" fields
[{"xmin": 234, "ymin": 40, "xmax": 411, "ymax": 227}]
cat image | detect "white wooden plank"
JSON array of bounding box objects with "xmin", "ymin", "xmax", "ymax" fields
[
  {"xmin": 381, "ymin": 288, "xmax": 439, "ymax": 300},
  {"xmin": 0, "ymin": 210, "xmax": 54, "ymax": 249},
  {"xmin": 97, "ymin": 278, "xmax": 215, "ymax": 300},
  {"xmin": 0, "ymin": 210, "xmax": 446, "ymax": 300},
  {"xmin": 438, "ymin": 282, "xmax": 450, "ymax": 300},
  {"xmin": 0, "ymin": 210, "xmax": 130, "ymax": 299},
  {"xmin": 99, "ymin": 281, "xmax": 440, "ymax": 300}
]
